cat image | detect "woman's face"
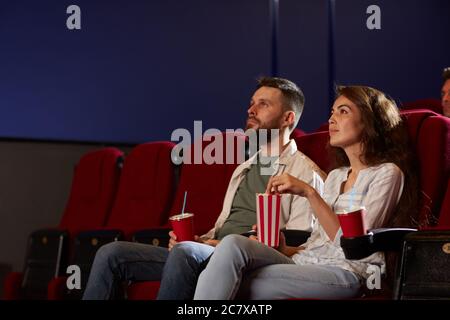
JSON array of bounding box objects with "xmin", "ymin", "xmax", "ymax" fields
[{"xmin": 328, "ymin": 95, "xmax": 365, "ymax": 149}]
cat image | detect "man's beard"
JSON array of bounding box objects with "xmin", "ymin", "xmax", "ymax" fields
[{"xmin": 245, "ymin": 117, "xmax": 282, "ymax": 146}]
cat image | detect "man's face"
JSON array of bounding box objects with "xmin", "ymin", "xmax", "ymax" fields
[
  {"xmin": 245, "ymin": 86, "xmax": 286, "ymax": 131},
  {"xmin": 442, "ymin": 79, "xmax": 450, "ymax": 117}
]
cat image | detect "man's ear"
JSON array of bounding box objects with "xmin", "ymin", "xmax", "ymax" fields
[{"xmin": 285, "ymin": 111, "xmax": 295, "ymax": 128}]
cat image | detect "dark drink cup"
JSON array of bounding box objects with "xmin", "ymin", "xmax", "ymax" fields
[
  {"xmin": 337, "ymin": 208, "xmax": 366, "ymax": 238},
  {"xmin": 169, "ymin": 213, "xmax": 194, "ymax": 242}
]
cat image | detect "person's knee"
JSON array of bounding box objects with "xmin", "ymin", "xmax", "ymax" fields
[
  {"xmin": 169, "ymin": 241, "xmax": 200, "ymax": 262},
  {"xmin": 220, "ymin": 234, "xmax": 247, "ymax": 250},
  {"xmin": 95, "ymin": 241, "xmax": 129, "ymax": 264}
]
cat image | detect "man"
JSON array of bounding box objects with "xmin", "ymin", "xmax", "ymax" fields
[
  {"xmin": 441, "ymin": 67, "xmax": 450, "ymax": 117},
  {"xmin": 82, "ymin": 77, "xmax": 325, "ymax": 300}
]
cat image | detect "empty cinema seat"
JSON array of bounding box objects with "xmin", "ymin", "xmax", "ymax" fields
[
  {"xmin": 126, "ymin": 131, "xmax": 247, "ymax": 300},
  {"xmin": 3, "ymin": 147, "xmax": 123, "ymax": 300},
  {"xmin": 48, "ymin": 142, "xmax": 177, "ymax": 300}
]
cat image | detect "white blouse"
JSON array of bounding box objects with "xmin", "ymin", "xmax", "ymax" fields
[{"xmin": 291, "ymin": 162, "xmax": 404, "ymax": 279}]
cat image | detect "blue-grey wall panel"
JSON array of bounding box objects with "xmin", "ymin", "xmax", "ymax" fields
[
  {"xmin": 278, "ymin": 0, "xmax": 330, "ymax": 132},
  {"xmin": 0, "ymin": 0, "xmax": 270, "ymax": 143},
  {"xmin": 335, "ymin": 0, "xmax": 450, "ymax": 105}
]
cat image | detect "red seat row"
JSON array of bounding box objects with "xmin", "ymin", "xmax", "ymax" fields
[{"xmin": 3, "ymin": 112, "xmax": 449, "ymax": 300}]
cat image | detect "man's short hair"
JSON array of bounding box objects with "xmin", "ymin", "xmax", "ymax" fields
[
  {"xmin": 443, "ymin": 67, "xmax": 450, "ymax": 82},
  {"xmin": 256, "ymin": 77, "xmax": 305, "ymax": 132}
]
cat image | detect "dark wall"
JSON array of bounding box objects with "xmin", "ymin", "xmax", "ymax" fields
[
  {"xmin": 0, "ymin": 0, "xmax": 448, "ymax": 143},
  {"xmin": 278, "ymin": 0, "xmax": 330, "ymax": 132},
  {"xmin": 0, "ymin": 0, "xmax": 270, "ymax": 143},
  {"xmin": 335, "ymin": 0, "xmax": 450, "ymax": 105}
]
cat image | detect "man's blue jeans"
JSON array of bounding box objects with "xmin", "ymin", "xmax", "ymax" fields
[{"xmin": 82, "ymin": 241, "xmax": 214, "ymax": 300}]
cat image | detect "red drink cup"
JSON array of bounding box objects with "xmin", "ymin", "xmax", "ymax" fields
[
  {"xmin": 337, "ymin": 208, "xmax": 366, "ymax": 238},
  {"xmin": 256, "ymin": 193, "xmax": 282, "ymax": 247},
  {"xmin": 169, "ymin": 213, "xmax": 194, "ymax": 242}
]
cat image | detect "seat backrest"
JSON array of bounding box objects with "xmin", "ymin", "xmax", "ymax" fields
[
  {"xmin": 414, "ymin": 115, "xmax": 450, "ymax": 226},
  {"xmin": 294, "ymin": 131, "xmax": 331, "ymax": 173},
  {"xmin": 313, "ymin": 109, "xmax": 439, "ymax": 135},
  {"xmin": 400, "ymin": 109, "xmax": 439, "ymax": 145},
  {"xmin": 438, "ymin": 178, "xmax": 450, "ymax": 228},
  {"xmin": 290, "ymin": 128, "xmax": 306, "ymax": 139},
  {"xmin": 400, "ymin": 98, "xmax": 443, "ymax": 115},
  {"xmin": 169, "ymin": 132, "xmax": 247, "ymax": 235},
  {"xmin": 59, "ymin": 148, "xmax": 123, "ymax": 237},
  {"xmin": 105, "ymin": 142, "xmax": 176, "ymax": 238},
  {"xmin": 314, "ymin": 122, "xmax": 329, "ymax": 133}
]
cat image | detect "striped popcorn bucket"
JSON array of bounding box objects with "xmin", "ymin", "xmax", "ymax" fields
[{"xmin": 256, "ymin": 193, "xmax": 282, "ymax": 247}]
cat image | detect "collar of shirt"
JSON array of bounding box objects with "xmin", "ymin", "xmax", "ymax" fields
[{"xmin": 235, "ymin": 139, "xmax": 298, "ymax": 177}]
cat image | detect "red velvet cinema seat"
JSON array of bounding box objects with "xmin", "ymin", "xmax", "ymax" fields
[
  {"xmin": 400, "ymin": 98, "xmax": 443, "ymax": 115},
  {"xmin": 3, "ymin": 147, "xmax": 123, "ymax": 300},
  {"xmin": 290, "ymin": 128, "xmax": 306, "ymax": 139},
  {"xmin": 390, "ymin": 115, "xmax": 450, "ymax": 299},
  {"xmin": 49, "ymin": 142, "xmax": 177, "ymax": 299},
  {"xmin": 294, "ymin": 131, "xmax": 332, "ymax": 174},
  {"xmin": 104, "ymin": 141, "xmax": 177, "ymax": 239},
  {"xmin": 126, "ymin": 131, "xmax": 247, "ymax": 300}
]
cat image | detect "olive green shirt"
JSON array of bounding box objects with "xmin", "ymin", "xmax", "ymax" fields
[{"xmin": 215, "ymin": 155, "xmax": 277, "ymax": 240}]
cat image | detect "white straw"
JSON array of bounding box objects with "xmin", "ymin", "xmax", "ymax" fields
[{"xmin": 181, "ymin": 191, "xmax": 187, "ymax": 216}]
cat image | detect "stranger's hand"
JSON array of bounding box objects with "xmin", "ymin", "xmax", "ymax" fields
[{"xmin": 266, "ymin": 173, "xmax": 313, "ymax": 197}]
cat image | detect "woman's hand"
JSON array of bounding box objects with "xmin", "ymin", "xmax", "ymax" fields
[
  {"xmin": 265, "ymin": 173, "xmax": 314, "ymax": 197},
  {"xmin": 277, "ymin": 232, "xmax": 305, "ymax": 257},
  {"xmin": 276, "ymin": 231, "xmax": 288, "ymax": 254}
]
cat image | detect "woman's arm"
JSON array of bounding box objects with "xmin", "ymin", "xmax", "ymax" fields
[{"xmin": 266, "ymin": 173, "xmax": 340, "ymax": 241}]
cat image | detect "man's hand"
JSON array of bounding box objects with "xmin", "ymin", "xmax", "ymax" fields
[
  {"xmin": 168, "ymin": 230, "xmax": 179, "ymax": 251},
  {"xmin": 168, "ymin": 231, "xmax": 219, "ymax": 251},
  {"xmin": 248, "ymin": 224, "xmax": 259, "ymax": 241}
]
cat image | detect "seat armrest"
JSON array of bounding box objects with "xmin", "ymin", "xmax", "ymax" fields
[
  {"xmin": 341, "ymin": 228, "xmax": 417, "ymax": 260},
  {"xmin": 240, "ymin": 229, "xmax": 311, "ymax": 246},
  {"xmin": 73, "ymin": 229, "xmax": 124, "ymax": 265},
  {"xmin": 132, "ymin": 228, "xmax": 171, "ymax": 248},
  {"xmin": 281, "ymin": 229, "xmax": 311, "ymax": 247}
]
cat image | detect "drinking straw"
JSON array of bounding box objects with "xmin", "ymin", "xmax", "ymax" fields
[{"xmin": 181, "ymin": 191, "xmax": 187, "ymax": 217}]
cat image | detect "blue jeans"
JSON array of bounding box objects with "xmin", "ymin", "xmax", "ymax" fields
[
  {"xmin": 194, "ymin": 234, "xmax": 362, "ymax": 300},
  {"xmin": 82, "ymin": 241, "xmax": 214, "ymax": 300}
]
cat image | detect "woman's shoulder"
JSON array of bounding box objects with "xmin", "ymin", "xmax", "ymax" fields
[
  {"xmin": 365, "ymin": 162, "xmax": 403, "ymax": 177},
  {"xmin": 327, "ymin": 163, "xmax": 403, "ymax": 181},
  {"xmin": 326, "ymin": 167, "xmax": 350, "ymax": 182},
  {"xmin": 328, "ymin": 166, "xmax": 350, "ymax": 176}
]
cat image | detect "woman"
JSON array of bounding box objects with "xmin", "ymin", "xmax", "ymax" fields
[{"xmin": 193, "ymin": 86, "xmax": 418, "ymax": 300}]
